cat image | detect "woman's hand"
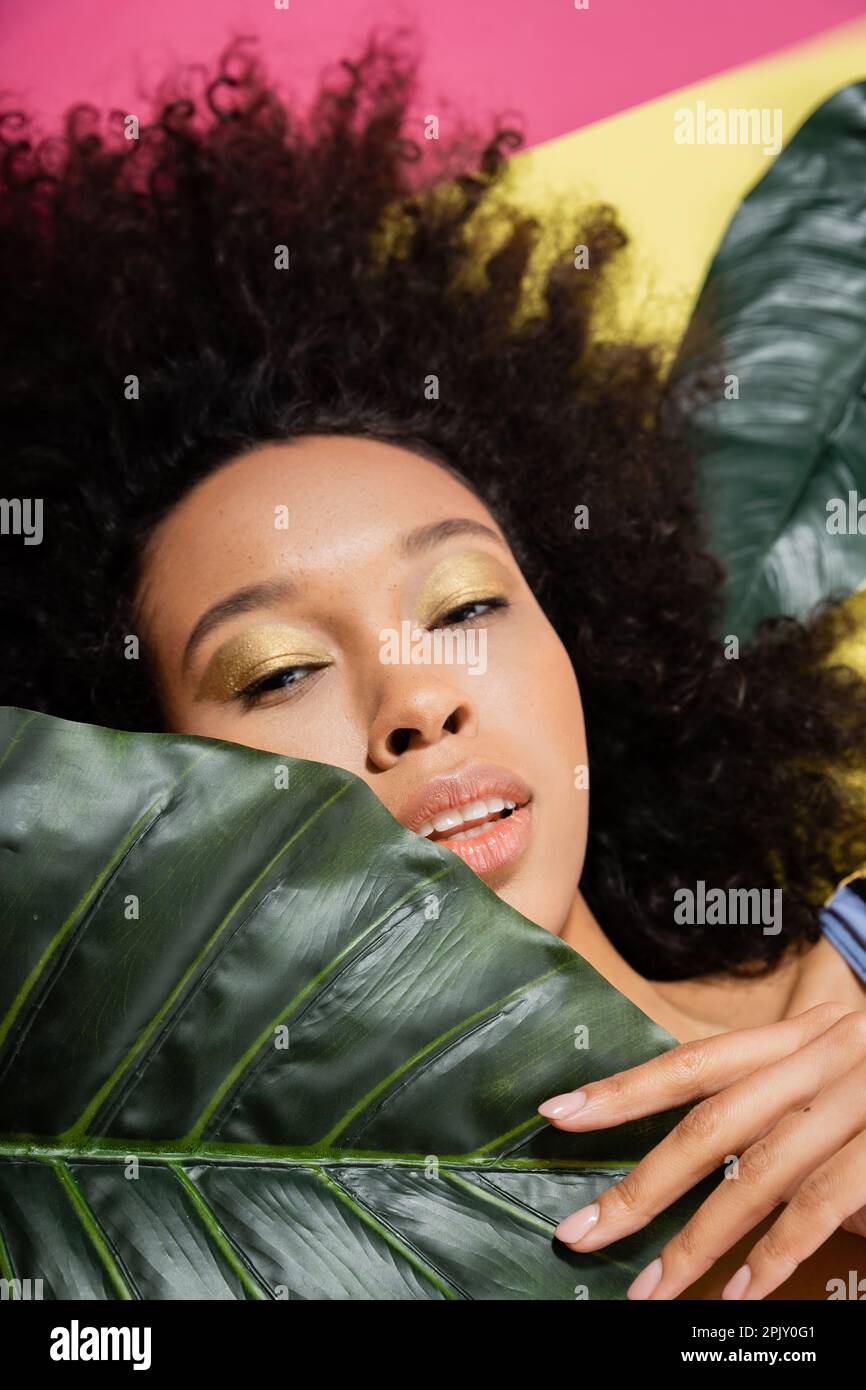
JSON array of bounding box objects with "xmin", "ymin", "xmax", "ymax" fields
[{"xmin": 537, "ymin": 1002, "xmax": 866, "ymax": 1300}]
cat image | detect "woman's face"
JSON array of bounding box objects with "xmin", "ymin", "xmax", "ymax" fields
[{"xmin": 139, "ymin": 435, "xmax": 588, "ymax": 935}]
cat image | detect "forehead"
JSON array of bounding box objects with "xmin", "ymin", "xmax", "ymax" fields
[{"xmin": 147, "ymin": 434, "xmax": 495, "ymax": 578}]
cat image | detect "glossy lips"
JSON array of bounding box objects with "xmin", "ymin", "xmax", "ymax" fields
[{"xmin": 399, "ymin": 762, "xmax": 533, "ymax": 879}]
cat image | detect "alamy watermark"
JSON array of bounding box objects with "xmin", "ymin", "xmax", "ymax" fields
[
  {"xmin": 49, "ymin": 1321, "xmax": 151, "ymax": 1370},
  {"xmin": 674, "ymin": 102, "xmax": 783, "ymax": 157},
  {"xmin": 0, "ymin": 497, "xmax": 42, "ymax": 545},
  {"xmin": 0, "ymin": 1277, "xmax": 43, "ymax": 1299},
  {"xmin": 674, "ymin": 881, "xmax": 782, "ymax": 935},
  {"xmin": 379, "ymin": 621, "xmax": 487, "ymax": 676},
  {"xmin": 827, "ymin": 1270, "xmax": 866, "ymax": 1299},
  {"xmin": 826, "ymin": 491, "xmax": 866, "ymax": 534}
]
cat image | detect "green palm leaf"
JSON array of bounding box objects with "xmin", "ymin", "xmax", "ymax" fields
[
  {"xmin": 672, "ymin": 81, "xmax": 866, "ymax": 640},
  {"xmin": 0, "ymin": 706, "xmax": 713, "ymax": 1299}
]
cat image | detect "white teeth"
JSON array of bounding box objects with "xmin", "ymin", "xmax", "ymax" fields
[
  {"xmin": 416, "ymin": 795, "xmax": 518, "ymax": 839},
  {"xmin": 443, "ymin": 823, "xmax": 489, "ymax": 841}
]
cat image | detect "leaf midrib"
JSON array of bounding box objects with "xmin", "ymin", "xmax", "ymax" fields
[{"xmin": 0, "ymin": 1135, "xmax": 636, "ymax": 1170}]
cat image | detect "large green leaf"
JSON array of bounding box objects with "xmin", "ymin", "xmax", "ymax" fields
[
  {"xmin": 0, "ymin": 706, "xmax": 715, "ymax": 1299},
  {"xmin": 671, "ymin": 82, "xmax": 866, "ymax": 640}
]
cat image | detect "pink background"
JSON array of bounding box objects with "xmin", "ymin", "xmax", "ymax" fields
[{"xmin": 3, "ymin": 0, "xmax": 866, "ymax": 149}]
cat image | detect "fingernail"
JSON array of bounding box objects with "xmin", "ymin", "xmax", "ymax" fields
[
  {"xmin": 556, "ymin": 1201, "xmax": 601, "ymax": 1244},
  {"xmin": 538, "ymin": 1090, "xmax": 588, "ymax": 1120},
  {"xmin": 722, "ymin": 1264, "xmax": 752, "ymax": 1301},
  {"xmin": 627, "ymin": 1256, "xmax": 663, "ymax": 1300}
]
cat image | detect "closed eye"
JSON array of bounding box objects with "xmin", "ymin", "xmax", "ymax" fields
[
  {"xmin": 236, "ymin": 663, "xmax": 329, "ymax": 707},
  {"xmin": 433, "ymin": 596, "xmax": 510, "ymax": 628}
]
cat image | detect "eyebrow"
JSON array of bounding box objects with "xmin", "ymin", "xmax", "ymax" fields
[
  {"xmin": 181, "ymin": 517, "xmax": 507, "ymax": 672},
  {"xmin": 402, "ymin": 517, "xmax": 504, "ymax": 557}
]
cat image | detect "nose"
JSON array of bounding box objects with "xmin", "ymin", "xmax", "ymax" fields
[{"xmin": 367, "ymin": 667, "xmax": 479, "ymax": 767}]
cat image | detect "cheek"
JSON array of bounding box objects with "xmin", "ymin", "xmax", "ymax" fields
[
  {"xmin": 534, "ymin": 637, "xmax": 589, "ymax": 862},
  {"xmin": 489, "ymin": 617, "xmax": 586, "ymax": 766},
  {"xmin": 485, "ymin": 616, "xmax": 589, "ymax": 897},
  {"xmin": 161, "ymin": 683, "xmax": 355, "ymax": 763}
]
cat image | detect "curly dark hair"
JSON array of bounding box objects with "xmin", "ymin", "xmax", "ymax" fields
[{"xmin": 2, "ymin": 28, "xmax": 866, "ymax": 982}]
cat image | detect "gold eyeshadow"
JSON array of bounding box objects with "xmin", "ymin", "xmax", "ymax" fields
[
  {"xmin": 412, "ymin": 549, "xmax": 516, "ymax": 628},
  {"xmin": 194, "ymin": 624, "xmax": 333, "ymax": 702},
  {"xmin": 191, "ymin": 550, "xmax": 515, "ymax": 702}
]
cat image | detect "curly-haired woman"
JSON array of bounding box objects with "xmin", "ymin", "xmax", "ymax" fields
[{"xmin": 3, "ymin": 32, "xmax": 866, "ymax": 1300}]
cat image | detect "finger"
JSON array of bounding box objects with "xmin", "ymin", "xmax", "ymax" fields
[
  {"xmin": 631, "ymin": 1038, "xmax": 866, "ymax": 1300},
  {"xmin": 841, "ymin": 1207, "xmax": 866, "ymax": 1237},
  {"xmin": 539, "ymin": 1002, "xmax": 850, "ymax": 1133},
  {"xmin": 555, "ymin": 1007, "xmax": 856, "ymax": 1256},
  {"xmin": 727, "ymin": 1108, "xmax": 866, "ymax": 1298}
]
